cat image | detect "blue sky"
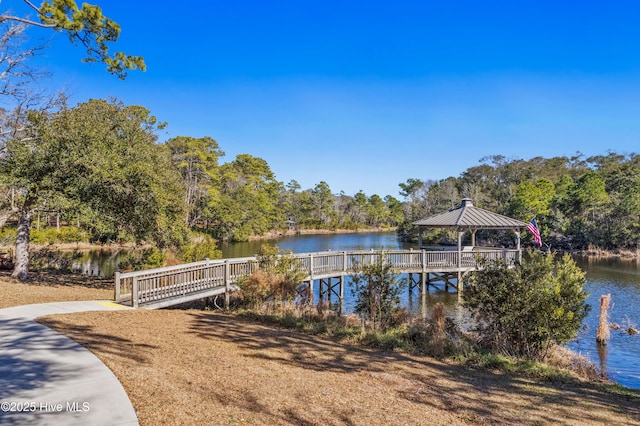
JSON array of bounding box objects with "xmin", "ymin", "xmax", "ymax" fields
[{"xmin": 12, "ymin": 0, "xmax": 640, "ymax": 198}]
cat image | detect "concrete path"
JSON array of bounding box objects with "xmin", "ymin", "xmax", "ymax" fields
[{"xmin": 0, "ymin": 301, "xmax": 138, "ymax": 425}]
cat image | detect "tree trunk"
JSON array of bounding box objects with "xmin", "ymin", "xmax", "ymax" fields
[{"xmin": 12, "ymin": 197, "xmax": 35, "ymax": 281}]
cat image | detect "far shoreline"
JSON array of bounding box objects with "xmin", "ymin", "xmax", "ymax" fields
[
  {"xmin": 1, "ymin": 226, "xmax": 638, "ymax": 261},
  {"xmin": 246, "ymin": 226, "xmax": 397, "ymax": 241}
]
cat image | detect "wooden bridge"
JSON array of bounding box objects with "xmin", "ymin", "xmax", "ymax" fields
[{"xmin": 114, "ymin": 248, "xmax": 520, "ymax": 310}]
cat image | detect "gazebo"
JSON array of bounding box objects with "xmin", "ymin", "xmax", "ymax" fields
[{"xmin": 413, "ymin": 198, "xmax": 529, "ymax": 261}]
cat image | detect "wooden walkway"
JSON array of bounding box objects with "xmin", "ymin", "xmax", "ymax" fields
[{"xmin": 114, "ymin": 248, "xmax": 519, "ymax": 310}]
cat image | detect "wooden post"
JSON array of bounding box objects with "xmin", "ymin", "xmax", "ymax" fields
[
  {"xmin": 343, "ymin": 251, "xmax": 347, "ymax": 273},
  {"xmin": 204, "ymin": 258, "xmax": 210, "ymax": 289},
  {"xmin": 114, "ymin": 271, "xmax": 121, "ymax": 302},
  {"xmin": 308, "ymin": 254, "xmax": 315, "ymax": 306},
  {"xmin": 339, "ymin": 274, "xmax": 344, "ymax": 316},
  {"xmin": 132, "ymin": 276, "xmax": 139, "ymax": 308},
  {"xmin": 224, "ymin": 259, "xmax": 230, "ymax": 310}
]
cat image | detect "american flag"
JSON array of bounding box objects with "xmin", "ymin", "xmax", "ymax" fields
[{"xmin": 527, "ymin": 217, "xmax": 542, "ymax": 247}]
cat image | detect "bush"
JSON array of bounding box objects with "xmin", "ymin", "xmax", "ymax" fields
[
  {"xmin": 463, "ymin": 250, "xmax": 590, "ymax": 359},
  {"xmin": 0, "ymin": 228, "xmax": 16, "ymax": 246},
  {"xmin": 29, "ymin": 228, "xmax": 49, "ymax": 244},
  {"xmin": 237, "ymin": 244, "xmax": 308, "ymax": 306},
  {"xmin": 349, "ymin": 253, "xmax": 407, "ymax": 330},
  {"xmin": 58, "ymin": 226, "xmax": 87, "ymax": 243},
  {"xmin": 181, "ymin": 234, "xmax": 222, "ymax": 263},
  {"xmin": 117, "ymin": 248, "xmax": 166, "ymax": 271}
]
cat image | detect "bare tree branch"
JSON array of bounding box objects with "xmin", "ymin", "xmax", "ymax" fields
[{"xmin": 0, "ymin": 15, "xmax": 56, "ymax": 29}]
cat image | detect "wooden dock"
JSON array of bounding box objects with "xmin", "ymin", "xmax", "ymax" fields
[{"xmin": 114, "ymin": 248, "xmax": 519, "ymax": 310}]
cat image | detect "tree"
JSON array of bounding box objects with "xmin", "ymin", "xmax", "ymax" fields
[
  {"xmin": 1, "ymin": 98, "xmax": 185, "ymax": 280},
  {"xmin": 167, "ymin": 136, "xmax": 224, "ymax": 226},
  {"xmin": 366, "ymin": 194, "xmax": 385, "ymax": 226},
  {"xmin": 0, "ymin": 0, "xmax": 145, "ymax": 79},
  {"xmin": 384, "ymin": 195, "xmax": 403, "ymax": 226},
  {"xmin": 311, "ymin": 181, "xmax": 335, "ymax": 228},
  {"xmin": 348, "ymin": 190, "xmax": 367, "ymax": 226},
  {"xmin": 463, "ymin": 251, "xmax": 589, "ymax": 359},
  {"xmin": 509, "ymin": 178, "xmax": 555, "ymax": 240},
  {"xmin": 399, "ymin": 178, "xmax": 423, "ymax": 200},
  {"xmin": 214, "ymin": 154, "xmax": 283, "ymax": 241}
]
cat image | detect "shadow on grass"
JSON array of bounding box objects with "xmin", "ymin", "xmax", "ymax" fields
[
  {"xmin": 189, "ymin": 311, "xmax": 640, "ymax": 425},
  {"xmin": 36, "ymin": 317, "xmax": 157, "ymax": 364},
  {"xmin": 0, "ymin": 270, "xmax": 113, "ymax": 289}
]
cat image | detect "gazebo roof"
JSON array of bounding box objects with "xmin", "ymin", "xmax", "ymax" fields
[{"xmin": 413, "ymin": 198, "xmax": 528, "ymax": 230}]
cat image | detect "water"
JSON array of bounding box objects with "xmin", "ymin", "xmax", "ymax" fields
[
  {"xmin": 219, "ymin": 232, "xmax": 415, "ymax": 258},
  {"xmin": 569, "ymin": 257, "xmax": 640, "ymax": 389},
  {"xmin": 79, "ymin": 232, "xmax": 640, "ymax": 389},
  {"xmin": 73, "ymin": 249, "xmax": 131, "ymax": 277}
]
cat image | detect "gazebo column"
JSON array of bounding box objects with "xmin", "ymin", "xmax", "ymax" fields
[
  {"xmin": 457, "ymin": 231, "xmax": 463, "ymax": 292},
  {"xmin": 418, "ymin": 226, "xmax": 423, "ymax": 249},
  {"xmin": 471, "ymin": 229, "xmax": 477, "ymax": 246},
  {"xmin": 515, "ymin": 230, "xmax": 521, "ymax": 263}
]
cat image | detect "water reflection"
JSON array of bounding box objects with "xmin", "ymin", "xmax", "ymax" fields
[
  {"xmin": 597, "ymin": 343, "xmax": 608, "ymax": 379},
  {"xmin": 72, "ymin": 250, "xmax": 130, "ymax": 277}
]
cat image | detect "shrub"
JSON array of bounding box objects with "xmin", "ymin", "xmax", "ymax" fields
[
  {"xmin": 405, "ymin": 305, "xmax": 474, "ymax": 358},
  {"xmin": 0, "ymin": 228, "xmax": 16, "ymax": 245},
  {"xmin": 349, "ymin": 253, "xmax": 407, "ymax": 330},
  {"xmin": 181, "ymin": 234, "xmax": 222, "ymax": 263},
  {"xmin": 29, "ymin": 229, "xmax": 49, "ymax": 244},
  {"xmin": 463, "ymin": 250, "xmax": 590, "ymax": 359},
  {"xmin": 237, "ymin": 244, "xmax": 308, "ymax": 307},
  {"xmin": 58, "ymin": 226, "xmax": 87, "ymax": 243},
  {"xmin": 117, "ymin": 248, "xmax": 166, "ymax": 271}
]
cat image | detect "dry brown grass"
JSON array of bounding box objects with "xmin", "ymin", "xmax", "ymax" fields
[
  {"xmin": 39, "ymin": 309, "xmax": 640, "ymax": 426},
  {"xmin": 0, "ymin": 271, "xmax": 113, "ymax": 309},
  {"xmin": 5, "ymin": 275, "xmax": 640, "ymax": 425}
]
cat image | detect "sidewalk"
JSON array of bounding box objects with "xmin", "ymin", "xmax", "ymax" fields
[{"xmin": 0, "ymin": 301, "xmax": 138, "ymax": 425}]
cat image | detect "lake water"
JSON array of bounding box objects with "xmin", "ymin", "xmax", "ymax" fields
[
  {"xmin": 78, "ymin": 232, "xmax": 640, "ymax": 389},
  {"xmin": 570, "ymin": 256, "xmax": 640, "ymax": 390}
]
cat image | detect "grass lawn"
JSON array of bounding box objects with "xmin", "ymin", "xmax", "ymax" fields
[{"xmin": 3, "ymin": 273, "xmax": 640, "ymax": 425}]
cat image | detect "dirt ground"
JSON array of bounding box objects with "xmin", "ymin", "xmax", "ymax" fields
[{"xmin": 38, "ymin": 309, "xmax": 640, "ymax": 426}]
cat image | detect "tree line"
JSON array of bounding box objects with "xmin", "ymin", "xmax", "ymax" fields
[
  {"xmin": 168, "ymin": 135, "xmax": 404, "ymax": 242},
  {"xmin": 0, "ymin": 99, "xmax": 403, "ymax": 278},
  {"xmin": 1, "ymin": 106, "xmax": 404, "ymax": 245},
  {"xmin": 397, "ymin": 153, "xmax": 640, "ymax": 251},
  {"xmin": 2, "ymin": 1, "xmax": 639, "ymax": 282}
]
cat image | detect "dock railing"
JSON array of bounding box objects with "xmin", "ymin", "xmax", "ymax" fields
[{"xmin": 115, "ymin": 248, "xmax": 519, "ymax": 307}]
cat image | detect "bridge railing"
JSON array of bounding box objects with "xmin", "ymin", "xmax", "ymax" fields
[
  {"xmin": 115, "ymin": 248, "xmax": 519, "ymax": 307},
  {"xmin": 115, "ymin": 257, "xmax": 257, "ymax": 307}
]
